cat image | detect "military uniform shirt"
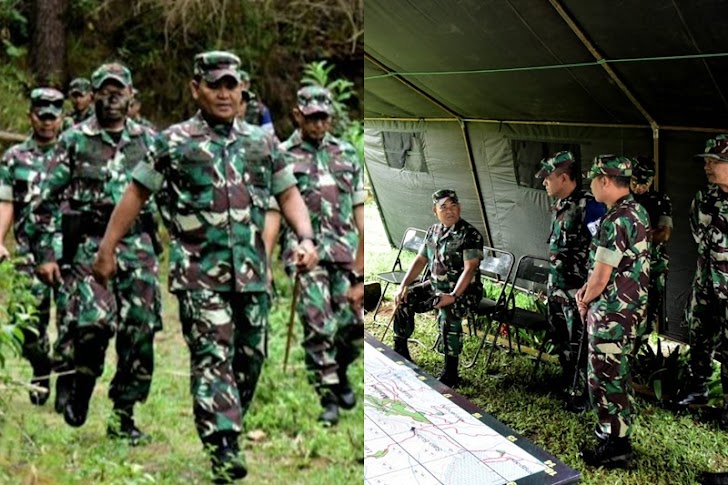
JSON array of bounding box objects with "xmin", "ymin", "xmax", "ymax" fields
[
  {"xmin": 132, "ymin": 112, "xmax": 296, "ymax": 293},
  {"xmin": 690, "ymin": 184, "xmax": 728, "ymax": 299},
  {"xmin": 549, "ymin": 188, "xmax": 600, "ymax": 291},
  {"xmin": 0, "ymin": 137, "xmax": 54, "ymax": 264},
  {"xmin": 588, "ymin": 194, "xmax": 651, "ymax": 337},
  {"xmin": 277, "ymin": 130, "xmax": 366, "ymax": 267},
  {"xmin": 34, "ymin": 117, "xmax": 157, "ymax": 264},
  {"xmin": 634, "ymin": 190, "xmax": 672, "ymax": 275},
  {"xmin": 418, "ymin": 218, "xmax": 484, "ymax": 293}
]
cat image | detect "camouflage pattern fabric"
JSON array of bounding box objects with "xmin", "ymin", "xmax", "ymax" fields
[
  {"xmin": 62, "ymin": 106, "xmax": 95, "ymax": 131},
  {"xmin": 394, "ymin": 218, "xmax": 484, "ymax": 356},
  {"xmin": 634, "ymin": 190, "xmax": 672, "ymax": 339},
  {"xmin": 0, "ymin": 137, "xmax": 70, "ymax": 374},
  {"xmin": 548, "ymin": 188, "xmax": 600, "ymax": 362},
  {"xmin": 685, "ymin": 185, "xmax": 728, "ymax": 387},
  {"xmin": 131, "ymin": 111, "xmax": 295, "ymax": 440},
  {"xmin": 586, "ymin": 193, "xmax": 650, "ymax": 439},
  {"xmin": 132, "ymin": 112, "xmax": 296, "ymax": 293},
  {"xmin": 244, "ymin": 95, "xmax": 266, "ymax": 125},
  {"xmin": 275, "ymin": 129, "xmax": 365, "ymax": 397},
  {"xmin": 32, "ymin": 116, "xmax": 162, "ymax": 404}
]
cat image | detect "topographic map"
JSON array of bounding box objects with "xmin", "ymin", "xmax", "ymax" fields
[{"xmin": 364, "ymin": 333, "xmax": 580, "ymax": 485}]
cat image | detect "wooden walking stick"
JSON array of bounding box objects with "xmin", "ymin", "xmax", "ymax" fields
[{"xmin": 283, "ymin": 272, "xmax": 302, "ymax": 371}]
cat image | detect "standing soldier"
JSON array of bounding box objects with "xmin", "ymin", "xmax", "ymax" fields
[
  {"xmin": 0, "ymin": 88, "xmax": 67, "ymax": 407},
  {"xmin": 63, "ymin": 77, "xmax": 94, "ymax": 130},
  {"xmin": 33, "ymin": 63, "xmax": 162, "ymax": 446},
  {"xmin": 630, "ymin": 156, "xmax": 672, "ymax": 352},
  {"xmin": 392, "ymin": 189, "xmax": 483, "ymax": 387},
  {"xmin": 264, "ymin": 86, "xmax": 365, "ymax": 426},
  {"xmin": 536, "ymin": 151, "xmax": 605, "ymax": 402},
  {"xmin": 92, "ymin": 51, "xmax": 317, "ymax": 483},
  {"xmin": 676, "ymin": 135, "xmax": 728, "ymax": 430},
  {"xmin": 239, "ymin": 70, "xmax": 275, "ymax": 137},
  {"xmin": 576, "ymin": 155, "xmax": 650, "ymax": 468}
]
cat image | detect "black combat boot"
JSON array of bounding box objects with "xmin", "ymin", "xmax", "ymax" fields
[
  {"xmin": 54, "ymin": 373, "xmax": 73, "ymax": 414},
  {"xmin": 318, "ymin": 392, "xmax": 340, "ymax": 427},
  {"xmin": 438, "ymin": 356, "xmax": 460, "ymax": 387},
  {"xmin": 676, "ymin": 383, "xmax": 709, "ymax": 406},
  {"xmin": 335, "ymin": 365, "xmax": 356, "ymax": 410},
  {"xmin": 29, "ymin": 361, "xmax": 51, "ymax": 406},
  {"xmin": 203, "ymin": 431, "xmax": 247, "ymax": 484},
  {"xmin": 64, "ymin": 373, "xmax": 96, "ymax": 427},
  {"xmin": 107, "ymin": 402, "xmax": 150, "ymax": 446},
  {"xmin": 393, "ymin": 336, "xmax": 412, "ymax": 362},
  {"xmin": 581, "ymin": 435, "xmax": 633, "ymax": 469}
]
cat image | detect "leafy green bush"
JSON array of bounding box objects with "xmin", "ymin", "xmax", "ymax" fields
[{"xmin": 0, "ymin": 259, "xmax": 38, "ymax": 368}]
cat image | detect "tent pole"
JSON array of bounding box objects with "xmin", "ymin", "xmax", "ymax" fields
[
  {"xmin": 459, "ymin": 119, "xmax": 493, "ymax": 247},
  {"xmin": 652, "ymin": 124, "xmax": 660, "ymax": 192}
]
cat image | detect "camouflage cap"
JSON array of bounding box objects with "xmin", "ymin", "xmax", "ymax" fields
[
  {"xmin": 432, "ymin": 189, "xmax": 459, "ymax": 206},
  {"xmin": 588, "ymin": 155, "xmax": 633, "ymax": 179},
  {"xmin": 238, "ymin": 69, "xmax": 251, "ymax": 82},
  {"xmin": 297, "ymin": 85, "xmax": 334, "ymax": 116},
  {"xmin": 30, "ymin": 87, "xmax": 64, "ymax": 118},
  {"xmin": 632, "ymin": 156, "xmax": 655, "ymax": 184},
  {"xmin": 91, "ymin": 63, "xmax": 133, "ymax": 90},
  {"xmin": 695, "ymin": 134, "xmax": 728, "ymax": 163},
  {"xmin": 194, "ymin": 51, "xmax": 241, "ymax": 84},
  {"xmin": 536, "ymin": 151, "xmax": 575, "ymax": 178},
  {"xmin": 68, "ymin": 77, "xmax": 91, "ymax": 95}
]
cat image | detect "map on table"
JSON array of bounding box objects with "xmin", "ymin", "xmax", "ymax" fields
[{"xmin": 364, "ymin": 332, "xmax": 580, "ymax": 485}]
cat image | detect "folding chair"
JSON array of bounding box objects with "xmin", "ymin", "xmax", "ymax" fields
[
  {"xmin": 461, "ymin": 247, "xmax": 515, "ymax": 368},
  {"xmin": 482, "ymin": 255, "xmax": 551, "ymax": 382},
  {"xmin": 372, "ymin": 227, "xmax": 428, "ymax": 321}
]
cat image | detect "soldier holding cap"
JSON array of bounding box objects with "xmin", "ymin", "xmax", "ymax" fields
[
  {"xmin": 392, "ymin": 189, "xmax": 484, "ymax": 387},
  {"xmin": 63, "ymin": 77, "xmax": 94, "ymax": 130},
  {"xmin": 537, "ymin": 151, "xmax": 605, "ymax": 404},
  {"xmin": 92, "ymin": 51, "xmax": 317, "ymax": 483},
  {"xmin": 676, "ymin": 135, "xmax": 728, "ymax": 430},
  {"xmin": 32, "ymin": 63, "xmax": 161, "ymax": 446},
  {"xmin": 576, "ymin": 155, "xmax": 650, "ymax": 468},
  {"xmin": 0, "ymin": 87, "xmax": 68, "ymax": 407},
  {"xmin": 630, "ymin": 156, "xmax": 672, "ymax": 352},
  {"xmin": 264, "ymin": 85, "xmax": 366, "ymax": 426}
]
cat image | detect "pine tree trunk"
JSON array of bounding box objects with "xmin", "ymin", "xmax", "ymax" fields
[{"xmin": 31, "ymin": 0, "xmax": 68, "ymax": 87}]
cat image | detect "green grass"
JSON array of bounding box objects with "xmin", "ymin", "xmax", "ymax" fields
[
  {"xmin": 0, "ymin": 257, "xmax": 363, "ymax": 484},
  {"xmin": 364, "ymin": 198, "xmax": 728, "ymax": 485}
]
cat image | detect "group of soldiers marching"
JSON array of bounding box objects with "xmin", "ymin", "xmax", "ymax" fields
[
  {"xmin": 0, "ymin": 50, "xmax": 365, "ymax": 484},
  {"xmin": 389, "ymin": 139, "xmax": 728, "ymax": 470}
]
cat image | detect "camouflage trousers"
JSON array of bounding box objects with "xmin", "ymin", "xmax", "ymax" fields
[
  {"xmin": 66, "ymin": 237, "xmax": 161, "ymax": 405},
  {"xmin": 295, "ymin": 264, "xmax": 364, "ymax": 398},
  {"xmin": 393, "ymin": 281, "xmax": 480, "ymax": 356},
  {"xmin": 177, "ymin": 290, "xmax": 269, "ymax": 440},
  {"xmin": 587, "ymin": 319, "xmax": 635, "ymax": 439},
  {"xmin": 548, "ymin": 288, "xmax": 582, "ymax": 367},
  {"xmin": 684, "ymin": 283, "xmax": 728, "ymax": 387}
]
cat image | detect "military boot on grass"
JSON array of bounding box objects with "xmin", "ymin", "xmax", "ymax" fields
[
  {"xmin": 676, "ymin": 385, "xmax": 709, "ymax": 407},
  {"xmin": 393, "ymin": 336, "xmax": 412, "ymax": 362},
  {"xmin": 438, "ymin": 356, "xmax": 459, "ymax": 387},
  {"xmin": 64, "ymin": 373, "xmax": 96, "ymax": 427},
  {"xmin": 336, "ymin": 367, "xmax": 356, "ymax": 410},
  {"xmin": 107, "ymin": 402, "xmax": 150, "ymax": 446},
  {"xmin": 54, "ymin": 373, "xmax": 73, "ymax": 414},
  {"xmin": 318, "ymin": 394, "xmax": 340, "ymax": 427},
  {"xmin": 29, "ymin": 362, "xmax": 51, "ymax": 406},
  {"xmin": 581, "ymin": 435, "xmax": 633, "ymax": 469},
  {"xmin": 204, "ymin": 431, "xmax": 247, "ymax": 484}
]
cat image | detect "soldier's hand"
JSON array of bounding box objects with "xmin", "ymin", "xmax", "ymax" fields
[
  {"xmin": 294, "ymin": 239, "xmax": 318, "ymax": 272},
  {"xmin": 92, "ymin": 247, "xmax": 117, "ymax": 287},
  {"xmin": 37, "ymin": 262, "xmax": 61, "ymax": 286},
  {"xmin": 575, "ymin": 285, "xmax": 587, "ymax": 305},
  {"xmin": 347, "ymin": 282, "xmax": 364, "ymax": 313},
  {"xmin": 0, "ymin": 244, "xmax": 9, "ymax": 262},
  {"xmin": 434, "ymin": 293, "xmax": 455, "ymax": 309},
  {"xmin": 394, "ymin": 285, "xmax": 408, "ymax": 305}
]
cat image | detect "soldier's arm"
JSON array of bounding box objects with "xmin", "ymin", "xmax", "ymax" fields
[
  {"xmin": 395, "ymin": 254, "xmax": 429, "ymax": 305},
  {"xmin": 577, "ymin": 261, "xmax": 613, "ymax": 307},
  {"xmin": 652, "ymin": 225, "xmax": 672, "ymax": 244},
  {"xmin": 653, "ymin": 193, "xmax": 673, "ymax": 243},
  {"xmin": 262, "ymin": 200, "xmax": 281, "ymax": 287},
  {"xmin": 276, "ymin": 185, "xmax": 317, "ymax": 271}
]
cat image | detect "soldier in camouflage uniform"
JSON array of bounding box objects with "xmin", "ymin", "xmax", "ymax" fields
[
  {"xmin": 630, "ymin": 156, "xmax": 672, "ymax": 352},
  {"xmin": 575, "ymin": 155, "xmax": 650, "ymax": 468},
  {"xmin": 92, "ymin": 51, "xmax": 317, "ymax": 483},
  {"xmin": 393, "ymin": 189, "xmax": 483, "ymax": 387},
  {"xmin": 63, "ymin": 78, "xmax": 95, "ymax": 130},
  {"xmin": 536, "ymin": 151, "xmax": 605, "ymax": 401},
  {"xmin": 239, "ymin": 69, "xmax": 275, "ymax": 137},
  {"xmin": 33, "ymin": 63, "xmax": 161, "ymax": 446},
  {"xmin": 0, "ymin": 88, "xmax": 69, "ymax": 407},
  {"xmin": 676, "ymin": 135, "xmax": 728, "ymax": 430},
  {"xmin": 265, "ymin": 86, "xmax": 365, "ymax": 426}
]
